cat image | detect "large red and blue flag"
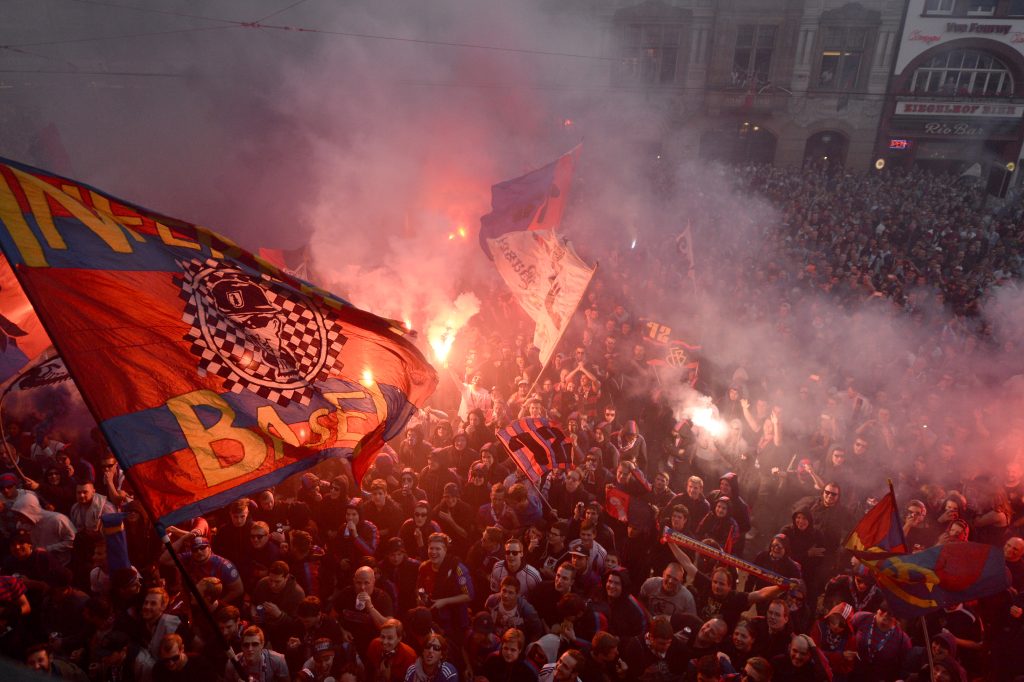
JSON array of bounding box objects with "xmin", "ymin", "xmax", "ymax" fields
[
  {"xmin": 478, "ymin": 145, "xmax": 580, "ymax": 258},
  {"xmin": 497, "ymin": 417, "xmax": 571, "ymax": 483},
  {"xmin": 867, "ymin": 542, "xmax": 1010, "ymax": 618},
  {"xmin": 0, "ymin": 158, "xmax": 437, "ymax": 525},
  {"xmin": 843, "ymin": 491, "xmax": 907, "ymax": 559}
]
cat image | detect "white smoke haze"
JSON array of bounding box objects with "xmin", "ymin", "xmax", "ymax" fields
[{"xmin": 6, "ymin": 0, "xmax": 1024, "ymax": 494}]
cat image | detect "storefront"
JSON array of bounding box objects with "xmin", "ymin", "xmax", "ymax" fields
[{"xmin": 877, "ymin": 1, "xmax": 1024, "ymax": 173}]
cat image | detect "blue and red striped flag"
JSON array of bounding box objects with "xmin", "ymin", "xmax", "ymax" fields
[
  {"xmin": 843, "ymin": 491, "xmax": 907, "ymax": 559},
  {"xmin": 496, "ymin": 417, "xmax": 571, "ymax": 483},
  {"xmin": 0, "ymin": 158, "xmax": 437, "ymax": 525}
]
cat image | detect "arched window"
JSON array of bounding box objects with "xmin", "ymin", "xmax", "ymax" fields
[{"xmin": 910, "ymin": 49, "xmax": 1013, "ymax": 97}]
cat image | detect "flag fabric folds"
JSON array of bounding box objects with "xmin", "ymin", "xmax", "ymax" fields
[
  {"xmin": 604, "ymin": 485, "xmax": 630, "ymax": 522},
  {"xmin": 0, "ymin": 254, "xmax": 50, "ymax": 382},
  {"xmin": 101, "ymin": 512, "xmax": 132, "ymax": 572},
  {"xmin": 478, "ymin": 145, "xmax": 581, "ymax": 258},
  {"xmin": 487, "ymin": 229, "xmax": 596, "ymax": 365},
  {"xmin": 0, "ymin": 158, "xmax": 437, "ymax": 525},
  {"xmin": 0, "ymin": 347, "xmax": 69, "ymax": 396},
  {"xmin": 496, "ymin": 417, "xmax": 570, "ymax": 483},
  {"xmin": 843, "ymin": 491, "xmax": 907, "ymax": 559},
  {"xmin": 866, "ymin": 542, "xmax": 1010, "ymax": 619}
]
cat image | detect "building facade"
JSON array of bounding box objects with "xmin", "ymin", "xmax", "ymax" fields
[
  {"xmin": 876, "ymin": 0, "xmax": 1024, "ymax": 175},
  {"xmin": 593, "ymin": 0, "xmax": 904, "ymax": 168}
]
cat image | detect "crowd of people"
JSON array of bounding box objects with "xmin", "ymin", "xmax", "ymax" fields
[{"xmin": 1, "ymin": 163, "xmax": 1024, "ymax": 682}]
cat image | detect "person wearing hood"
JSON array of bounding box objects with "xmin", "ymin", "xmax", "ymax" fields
[
  {"xmin": 907, "ymin": 631, "xmax": 963, "ymax": 682},
  {"xmin": 780, "ymin": 509, "xmax": 826, "ymax": 592},
  {"xmin": 810, "ymin": 602, "xmax": 858, "ymax": 681},
  {"xmin": 615, "ymin": 421, "xmax": 648, "ymax": 475},
  {"xmin": 592, "ymin": 568, "xmax": 648, "ymax": 640},
  {"xmin": 708, "ymin": 474, "xmax": 751, "ymax": 552},
  {"xmin": 11, "ymin": 488, "xmax": 75, "ymax": 566},
  {"xmin": 750, "ymin": 534, "xmax": 803, "ymax": 597},
  {"xmin": 393, "ymin": 468, "xmax": 429, "ymax": 518},
  {"xmin": 696, "ymin": 497, "xmax": 740, "ymax": 554}
]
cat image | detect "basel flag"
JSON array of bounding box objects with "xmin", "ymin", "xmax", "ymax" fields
[
  {"xmin": 497, "ymin": 417, "xmax": 571, "ymax": 483},
  {"xmin": 867, "ymin": 542, "xmax": 1010, "ymax": 618},
  {"xmin": 843, "ymin": 490, "xmax": 907, "ymax": 559},
  {"xmin": 479, "ymin": 145, "xmax": 581, "ymax": 258},
  {"xmin": 0, "ymin": 158, "xmax": 437, "ymax": 525}
]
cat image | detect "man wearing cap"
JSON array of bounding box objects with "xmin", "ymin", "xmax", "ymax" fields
[
  {"xmin": 466, "ymin": 462, "xmax": 493, "ymax": 509},
  {"xmin": 367, "ymin": 618, "xmax": 417, "ymax": 682},
  {"xmin": 567, "ymin": 522, "xmax": 608, "ymax": 577},
  {"xmin": 433, "ymin": 482, "xmax": 476, "ymax": 555},
  {"xmin": 419, "ymin": 449, "xmax": 460, "ymax": 509},
  {"xmin": 506, "ymin": 377, "xmax": 533, "ymax": 419},
  {"xmin": 160, "ymin": 531, "xmax": 244, "ymax": 604},
  {"xmin": 295, "ymin": 637, "xmax": 338, "ymax": 682},
  {"xmin": 11, "ymin": 488, "xmax": 75, "ymax": 567},
  {"xmin": 93, "ymin": 630, "xmax": 136, "ymax": 682},
  {"xmin": 280, "ymin": 596, "xmax": 346, "ymax": 673},
  {"xmin": 465, "ymin": 610, "xmax": 501, "ymax": 673},
  {"xmin": 381, "ymin": 537, "xmax": 421, "ymax": 615}
]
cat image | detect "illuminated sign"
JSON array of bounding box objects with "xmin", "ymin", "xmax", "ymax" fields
[
  {"xmin": 895, "ymin": 101, "xmax": 1024, "ymax": 118},
  {"xmin": 889, "ymin": 139, "xmax": 912, "ymax": 150}
]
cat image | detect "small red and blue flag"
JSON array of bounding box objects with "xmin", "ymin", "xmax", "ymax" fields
[
  {"xmin": 844, "ymin": 491, "xmax": 907, "ymax": 559},
  {"xmin": 496, "ymin": 417, "xmax": 571, "ymax": 483}
]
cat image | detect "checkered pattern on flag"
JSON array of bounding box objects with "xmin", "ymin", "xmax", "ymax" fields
[
  {"xmin": 497, "ymin": 418, "xmax": 571, "ymax": 483},
  {"xmin": 0, "ymin": 157, "xmax": 437, "ymax": 525}
]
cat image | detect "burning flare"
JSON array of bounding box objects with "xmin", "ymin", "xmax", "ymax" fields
[
  {"xmin": 685, "ymin": 395, "xmax": 728, "ymax": 439},
  {"xmin": 426, "ymin": 292, "xmax": 480, "ymax": 367}
]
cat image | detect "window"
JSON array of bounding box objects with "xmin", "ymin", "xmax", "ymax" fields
[
  {"xmin": 1011, "ymin": 0, "xmax": 1024, "ymax": 17},
  {"xmin": 966, "ymin": 0, "xmax": 996, "ymax": 15},
  {"xmin": 910, "ymin": 49, "xmax": 1013, "ymax": 97},
  {"xmin": 817, "ymin": 26, "xmax": 869, "ymax": 91},
  {"xmin": 618, "ymin": 23, "xmax": 682, "ymax": 85},
  {"xmin": 732, "ymin": 24, "xmax": 776, "ymax": 89},
  {"xmin": 924, "ymin": 0, "xmax": 954, "ymax": 14}
]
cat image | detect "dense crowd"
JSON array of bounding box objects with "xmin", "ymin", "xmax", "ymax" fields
[{"xmin": 1, "ymin": 164, "xmax": 1024, "ymax": 682}]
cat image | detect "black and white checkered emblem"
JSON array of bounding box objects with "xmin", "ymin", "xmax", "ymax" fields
[{"xmin": 178, "ymin": 258, "xmax": 346, "ymax": 406}]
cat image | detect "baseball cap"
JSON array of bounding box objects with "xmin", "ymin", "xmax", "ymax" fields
[
  {"xmin": 191, "ymin": 535, "xmax": 210, "ymax": 549},
  {"xmin": 568, "ymin": 549, "xmax": 588, "ymax": 558},
  {"xmin": 383, "ymin": 537, "xmax": 405, "ymax": 554},
  {"xmin": 443, "ymin": 482, "xmax": 460, "ymax": 497},
  {"xmin": 0, "ymin": 473, "xmax": 17, "ymax": 488},
  {"xmin": 313, "ymin": 638, "xmax": 334, "ymax": 657},
  {"xmin": 472, "ymin": 611, "xmax": 495, "ymax": 634}
]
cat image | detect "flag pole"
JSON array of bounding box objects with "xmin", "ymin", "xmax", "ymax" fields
[
  {"xmin": 5, "ymin": 263, "xmax": 245, "ymax": 676},
  {"xmin": 888, "ymin": 478, "xmax": 936, "ymax": 681},
  {"xmin": 524, "ymin": 259, "xmax": 598, "ymax": 400}
]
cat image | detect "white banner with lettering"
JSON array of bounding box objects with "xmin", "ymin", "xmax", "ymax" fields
[{"xmin": 488, "ymin": 229, "xmax": 595, "ymax": 365}]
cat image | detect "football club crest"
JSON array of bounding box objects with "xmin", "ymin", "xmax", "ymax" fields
[
  {"xmin": 16, "ymin": 357, "xmax": 69, "ymax": 390},
  {"xmin": 178, "ymin": 258, "xmax": 346, "ymax": 406}
]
